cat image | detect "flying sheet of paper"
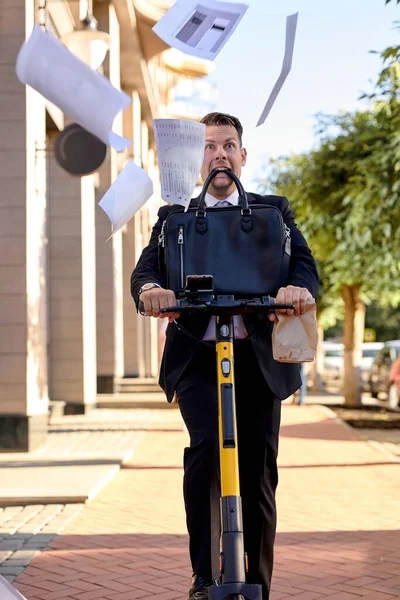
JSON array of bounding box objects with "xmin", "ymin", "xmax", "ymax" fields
[
  {"xmin": 0, "ymin": 575, "xmax": 27, "ymax": 600},
  {"xmin": 153, "ymin": 0, "xmax": 248, "ymax": 61},
  {"xmin": 257, "ymin": 13, "xmax": 298, "ymax": 127},
  {"xmin": 153, "ymin": 119, "xmax": 206, "ymax": 209},
  {"xmin": 99, "ymin": 160, "xmax": 154, "ymax": 238},
  {"xmin": 16, "ymin": 25, "xmax": 132, "ymax": 151}
]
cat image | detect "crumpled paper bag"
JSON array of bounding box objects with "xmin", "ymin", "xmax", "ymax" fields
[{"xmin": 272, "ymin": 298, "xmax": 318, "ymax": 363}]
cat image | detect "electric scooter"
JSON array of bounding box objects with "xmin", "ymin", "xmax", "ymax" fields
[{"xmin": 141, "ymin": 274, "xmax": 294, "ymax": 600}]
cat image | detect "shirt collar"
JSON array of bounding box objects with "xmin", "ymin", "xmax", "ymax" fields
[{"xmin": 205, "ymin": 190, "xmax": 240, "ymax": 207}]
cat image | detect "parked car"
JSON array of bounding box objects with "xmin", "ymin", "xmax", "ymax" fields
[
  {"xmin": 360, "ymin": 342, "xmax": 384, "ymax": 391},
  {"xmin": 369, "ymin": 340, "xmax": 400, "ymax": 407},
  {"xmin": 322, "ymin": 342, "xmax": 343, "ymax": 386},
  {"xmin": 322, "ymin": 341, "xmax": 384, "ymax": 390}
]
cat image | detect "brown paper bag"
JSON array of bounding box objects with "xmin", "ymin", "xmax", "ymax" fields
[{"xmin": 272, "ymin": 298, "xmax": 318, "ymax": 363}]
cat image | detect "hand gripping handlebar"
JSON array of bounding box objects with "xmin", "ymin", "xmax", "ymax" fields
[{"xmin": 138, "ymin": 295, "xmax": 294, "ymax": 316}]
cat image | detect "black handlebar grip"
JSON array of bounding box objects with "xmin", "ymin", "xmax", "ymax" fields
[{"xmin": 139, "ymin": 301, "xmax": 182, "ymax": 314}]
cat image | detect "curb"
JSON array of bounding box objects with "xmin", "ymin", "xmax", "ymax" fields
[{"xmin": 318, "ymin": 404, "xmax": 400, "ymax": 464}]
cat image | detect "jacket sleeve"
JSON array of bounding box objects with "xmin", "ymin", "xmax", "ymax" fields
[
  {"xmin": 130, "ymin": 211, "xmax": 165, "ymax": 309},
  {"xmin": 280, "ymin": 196, "xmax": 319, "ymax": 299}
]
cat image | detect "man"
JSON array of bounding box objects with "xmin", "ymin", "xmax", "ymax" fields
[{"xmin": 131, "ymin": 112, "xmax": 319, "ymax": 600}]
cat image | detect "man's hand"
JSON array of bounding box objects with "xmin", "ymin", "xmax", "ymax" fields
[
  {"xmin": 268, "ymin": 285, "xmax": 313, "ymax": 322},
  {"xmin": 140, "ymin": 287, "xmax": 180, "ymax": 323}
]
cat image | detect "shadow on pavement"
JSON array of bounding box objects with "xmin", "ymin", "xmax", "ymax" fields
[
  {"xmin": 280, "ymin": 419, "xmax": 359, "ymax": 441},
  {"xmin": 0, "ymin": 459, "xmax": 122, "ymax": 469},
  {"xmin": 121, "ymin": 464, "xmax": 183, "ymax": 470},
  {"xmin": 9, "ymin": 530, "xmax": 400, "ymax": 600},
  {"xmin": 49, "ymin": 427, "xmax": 184, "ymax": 434},
  {"xmin": 279, "ymin": 461, "xmax": 397, "ymax": 469}
]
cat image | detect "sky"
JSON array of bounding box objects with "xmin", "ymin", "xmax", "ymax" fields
[{"xmin": 206, "ymin": 0, "xmax": 400, "ymax": 189}]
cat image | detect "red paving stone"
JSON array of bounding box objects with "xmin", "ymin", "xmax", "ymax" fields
[{"xmin": 13, "ymin": 405, "xmax": 400, "ymax": 600}]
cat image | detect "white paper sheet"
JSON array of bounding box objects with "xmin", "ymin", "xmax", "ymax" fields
[
  {"xmin": 0, "ymin": 575, "xmax": 27, "ymax": 600},
  {"xmin": 153, "ymin": 119, "xmax": 206, "ymax": 209},
  {"xmin": 153, "ymin": 0, "xmax": 248, "ymax": 61},
  {"xmin": 16, "ymin": 25, "xmax": 132, "ymax": 151},
  {"xmin": 99, "ymin": 160, "xmax": 154, "ymax": 238},
  {"xmin": 256, "ymin": 13, "xmax": 298, "ymax": 127}
]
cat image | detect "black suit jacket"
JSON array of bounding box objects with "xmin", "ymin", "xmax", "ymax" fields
[{"xmin": 131, "ymin": 193, "xmax": 319, "ymax": 402}]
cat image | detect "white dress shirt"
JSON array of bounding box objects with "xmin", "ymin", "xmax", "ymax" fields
[
  {"xmin": 202, "ymin": 190, "xmax": 248, "ymax": 341},
  {"xmin": 204, "ymin": 189, "xmax": 239, "ymax": 207}
]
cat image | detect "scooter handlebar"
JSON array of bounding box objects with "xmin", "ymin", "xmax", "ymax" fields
[{"xmin": 138, "ymin": 298, "xmax": 295, "ymax": 315}]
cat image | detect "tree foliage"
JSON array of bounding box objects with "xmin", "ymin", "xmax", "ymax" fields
[
  {"xmin": 258, "ymin": 5, "xmax": 400, "ymax": 404},
  {"xmin": 259, "ymin": 42, "xmax": 400, "ymax": 310},
  {"xmin": 326, "ymin": 301, "xmax": 400, "ymax": 342}
]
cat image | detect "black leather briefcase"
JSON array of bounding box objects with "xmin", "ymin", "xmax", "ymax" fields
[{"xmin": 158, "ymin": 169, "xmax": 291, "ymax": 298}]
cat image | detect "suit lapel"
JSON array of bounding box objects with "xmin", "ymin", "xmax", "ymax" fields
[
  {"xmin": 189, "ymin": 195, "xmax": 200, "ymax": 209},
  {"xmin": 246, "ymin": 192, "xmax": 257, "ymax": 206}
]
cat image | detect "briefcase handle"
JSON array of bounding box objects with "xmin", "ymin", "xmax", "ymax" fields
[
  {"xmin": 196, "ymin": 168, "xmax": 252, "ymax": 234},
  {"xmin": 197, "ymin": 169, "xmax": 248, "ymax": 212}
]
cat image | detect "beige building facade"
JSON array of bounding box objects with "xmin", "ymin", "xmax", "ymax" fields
[{"xmin": 0, "ymin": 0, "xmax": 213, "ymax": 451}]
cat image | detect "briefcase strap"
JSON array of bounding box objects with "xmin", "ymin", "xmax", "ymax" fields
[{"xmin": 197, "ymin": 169, "xmax": 247, "ymax": 212}]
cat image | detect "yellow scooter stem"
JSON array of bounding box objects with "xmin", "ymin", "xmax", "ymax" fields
[{"xmin": 209, "ymin": 315, "xmax": 262, "ymax": 600}]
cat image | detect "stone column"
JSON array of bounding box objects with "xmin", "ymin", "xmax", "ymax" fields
[
  {"xmin": 138, "ymin": 120, "xmax": 154, "ymax": 378},
  {"xmin": 0, "ymin": 0, "xmax": 48, "ymax": 451},
  {"xmin": 122, "ymin": 215, "xmax": 143, "ymax": 377},
  {"xmin": 47, "ymin": 140, "xmax": 97, "ymax": 414},
  {"xmin": 122, "ymin": 111, "xmax": 164, "ymax": 380},
  {"xmin": 95, "ymin": 2, "xmax": 125, "ymax": 392},
  {"xmin": 95, "ymin": 156, "xmax": 115, "ymax": 391},
  {"xmin": 122, "ymin": 91, "xmax": 144, "ymax": 378},
  {"xmin": 146, "ymin": 148, "xmax": 162, "ymax": 379}
]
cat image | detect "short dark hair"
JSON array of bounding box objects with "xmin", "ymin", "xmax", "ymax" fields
[{"xmin": 199, "ymin": 112, "xmax": 243, "ymax": 146}]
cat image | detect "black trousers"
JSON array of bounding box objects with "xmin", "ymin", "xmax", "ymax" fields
[{"xmin": 175, "ymin": 340, "xmax": 281, "ymax": 600}]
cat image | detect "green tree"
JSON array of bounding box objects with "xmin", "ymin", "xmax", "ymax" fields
[
  {"xmin": 325, "ymin": 301, "xmax": 400, "ymax": 344},
  {"xmin": 259, "ymin": 45, "xmax": 400, "ymax": 407},
  {"xmin": 365, "ymin": 303, "xmax": 400, "ymax": 341}
]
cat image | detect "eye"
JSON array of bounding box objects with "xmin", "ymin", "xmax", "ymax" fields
[
  {"xmin": 205, "ymin": 143, "xmax": 214, "ymax": 150},
  {"xmin": 226, "ymin": 143, "xmax": 235, "ymax": 149}
]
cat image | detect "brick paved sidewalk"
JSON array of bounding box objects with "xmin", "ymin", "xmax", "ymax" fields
[
  {"xmin": 10, "ymin": 405, "xmax": 400, "ymax": 600},
  {"xmin": 0, "ymin": 409, "xmax": 171, "ymax": 581}
]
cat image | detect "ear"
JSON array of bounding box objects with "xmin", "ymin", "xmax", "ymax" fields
[{"xmin": 241, "ymin": 147, "xmax": 247, "ymax": 167}]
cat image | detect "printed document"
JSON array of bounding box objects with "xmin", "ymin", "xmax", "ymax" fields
[
  {"xmin": 153, "ymin": 119, "xmax": 206, "ymax": 209},
  {"xmin": 99, "ymin": 160, "xmax": 154, "ymax": 237},
  {"xmin": 16, "ymin": 25, "xmax": 132, "ymax": 151},
  {"xmin": 257, "ymin": 13, "xmax": 298, "ymax": 127},
  {"xmin": 153, "ymin": 0, "xmax": 248, "ymax": 61}
]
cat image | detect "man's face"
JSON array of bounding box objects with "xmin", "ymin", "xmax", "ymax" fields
[{"xmin": 200, "ymin": 125, "xmax": 247, "ymax": 198}]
